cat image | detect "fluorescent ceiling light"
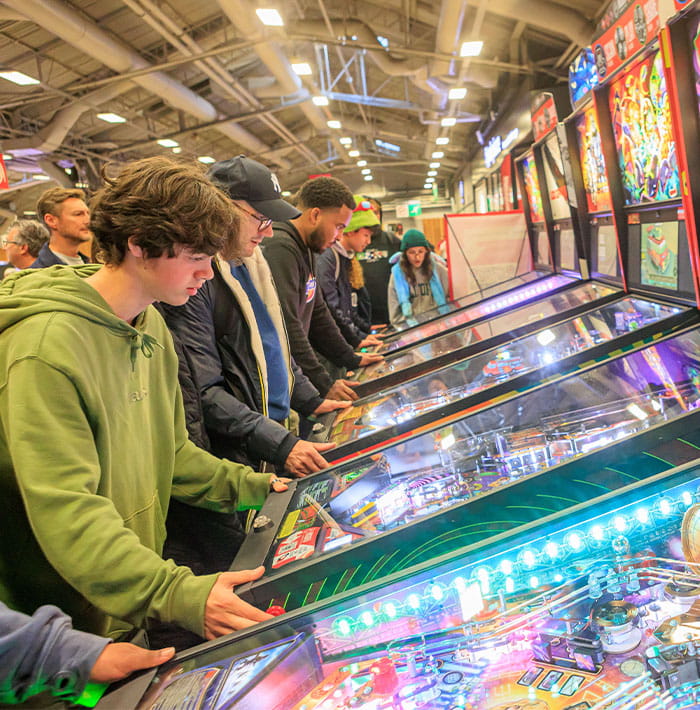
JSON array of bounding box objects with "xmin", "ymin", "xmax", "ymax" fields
[
  {"xmin": 157, "ymin": 138, "xmax": 179, "ymax": 148},
  {"xmin": 198, "ymin": 156, "xmax": 216, "ymax": 164},
  {"xmin": 427, "ymin": 170, "xmax": 437, "ymax": 177},
  {"xmin": 255, "ymin": 8, "xmax": 283, "ymax": 26},
  {"xmin": 429, "ymin": 162, "xmax": 440, "ymax": 168},
  {"xmin": 172, "ymin": 147, "xmax": 182, "ymax": 154},
  {"xmin": 357, "ymin": 160, "xmax": 367, "ymax": 167},
  {"xmin": 327, "ymin": 120, "xmax": 341, "ymax": 129},
  {"xmin": 292, "ymin": 62, "xmax": 312, "ymax": 76},
  {"xmin": 426, "ymin": 177, "xmax": 435, "ymax": 183},
  {"xmin": 97, "ymin": 112, "xmax": 126, "ymax": 124},
  {"xmin": 441, "ymin": 117, "xmax": 456, "ymax": 127},
  {"xmin": 312, "ymin": 95, "xmax": 329, "ymax": 106},
  {"xmin": 2, "ymin": 154, "xmax": 12, "ymax": 161},
  {"xmin": 448, "ymin": 87, "xmax": 468, "ymax": 100},
  {"xmin": 34, "ymin": 174, "xmax": 51, "ymax": 181},
  {"xmin": 339, "ymin": 136, "xmax": 352, "ymax": 145},
  {"xmin": 436, "ymin": 137, "xmax": 450, "ymax": 145},
  {"xmin": 348, "ymin": 149, "xmax": 360, "ymax": 157},
  {"xmin": 423, "ymin": 184, "xmax": 432, "ymax": 189},
  {"xmin": 460, "ymin": 41, "xmax": 484, "ymax": 57},
  {"xmin": 364, "ymin": 175, "xmax": 373, "ymax": 181},
  {"xmin": 361, "ymin": 168, "xmax": 371, "ymax": 175},
  {"xmin": 282, "ymin": 190, "xmax": 292, "ymax": 196},
  {"xmin": 431, "ymin": 151, "xmax": 444, "ymax": 159},
  {"xmin": 0, "ymin": 70, "xmax": 39, "ymax": 85}
]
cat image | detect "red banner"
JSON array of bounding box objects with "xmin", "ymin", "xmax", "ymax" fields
[
  {"xmin": 593, "ymin": 0, "xmax": 660, "ymax": 80},
  {"xmin": 0, "ymin": 156, "xmax": 9, "ymax": 190}
]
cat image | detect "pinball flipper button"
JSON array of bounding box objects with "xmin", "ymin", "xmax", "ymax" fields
[
  {"xmin": 266, "ymin": 605, "xmax": 286, "ymax": 616},
  {"xmin": 253, "ymin": 514, "xmax": 273, "ymax": 532}
]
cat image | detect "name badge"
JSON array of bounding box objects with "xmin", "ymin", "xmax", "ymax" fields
[{"xmin": 305, "ymin": 275, "xmax": 317, "ymax": 303}]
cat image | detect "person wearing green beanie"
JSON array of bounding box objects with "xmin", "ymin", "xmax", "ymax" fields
[
  {"xmin": 318, "ymin": 196, "xmax": 383, "ymax": 349},
  {"xmin": 388, "ymin": 228, "xmax": 450, "ymax": 327}
]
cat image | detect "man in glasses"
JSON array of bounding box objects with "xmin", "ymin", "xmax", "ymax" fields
[
  {"xmin": 2, "ymin": 220, "xmax": 49, "ymax": 274},
  {"xmin": 160, "ymin": 156, "xmax": 350, "ymax": 579}
]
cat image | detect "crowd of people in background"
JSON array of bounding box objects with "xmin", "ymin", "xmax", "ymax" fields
[{"xmin": 0, "ymin": 156, "xmax": 450, "ymax": 706}]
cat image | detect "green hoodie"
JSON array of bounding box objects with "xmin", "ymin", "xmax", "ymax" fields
[{"xmin": 0, "ymin": 265, "xmax": 270, "ymax": 639}]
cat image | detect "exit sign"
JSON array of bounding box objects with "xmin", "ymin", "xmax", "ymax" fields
[{"xmin": 408, "ymin": 202, "xmax": 422, "ymax": 217}]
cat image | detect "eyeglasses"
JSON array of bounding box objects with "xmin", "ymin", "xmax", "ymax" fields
[
  {"xmin": 1, "ymin": 238, "xmax": 17, "ymax": 248},
  {"xmin": 233, "ymin": 202, "xmax": 272, "ymax": 231}
]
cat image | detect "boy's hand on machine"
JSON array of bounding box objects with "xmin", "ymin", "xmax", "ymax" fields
[
  {"xmin": 358, "ymin": 334, "xmax": 383, "ymax": 348},
  {"xmin": 284, "ymin": 440, "xmax": 334, "ymax": 476},
  {"xmin": 357, "ymin": 352, "xmax": 383, "ymax": 367},
  {"xmin": 89, "ymin": 644, "xmax": 176, "ymax": 683},
  {"xmin": 204, "ymin": 568, "xmax": 271, "ymax": 639},
  {"xmin": 268, "ymin": 474, "xmax": 292, "ymax": 491},
  {"xmin": 313, "ymin": 398, "xmax": 352, "ymax": 414},
  {"xmin": 326, "ymin": 379, "xmax": 360, "ymax": 401}
]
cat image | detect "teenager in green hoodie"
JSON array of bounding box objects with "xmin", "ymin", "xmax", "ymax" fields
[{"xmin": 0, "ymin": 157, "xmax": 285, "ymax": 647}]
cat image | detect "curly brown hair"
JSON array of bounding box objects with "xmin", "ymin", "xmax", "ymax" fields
[{"xmin": 90, "ymin": 156, "xmax": 240, "ymax": 265}]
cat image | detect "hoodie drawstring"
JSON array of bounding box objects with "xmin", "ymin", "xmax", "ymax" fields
[{"xmin": 129, "ymin": 332, "xmax": 164, "ymax": 370}]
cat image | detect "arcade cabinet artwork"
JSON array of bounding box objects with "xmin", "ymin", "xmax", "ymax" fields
[
  {"xmin": 642, "ymin": 222, "xmax": 679, "ymax": 289},
  {"xmin": 130, "ymin": 465, "xmax": 700, "ymax": 709}
]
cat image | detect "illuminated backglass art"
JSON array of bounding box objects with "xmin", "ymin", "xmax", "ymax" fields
[
  {"xmin": 641, "ymin": 221, "xmax": 679, "ymax": 290},
  {"xmin": 521, "ymin": 154, "xmax": 545, "ymax": 223},
  {"xmin": 576, "ymin": 104, "xmax": 612, "ymax": 213},
  {"xmin": 608, "ymin": 49, "xmax": 680, "ymax": 205}
]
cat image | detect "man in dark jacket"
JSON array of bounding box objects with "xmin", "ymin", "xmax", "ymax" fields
[
  {"xmin": 32, "ymin": 187, "xmax": 91, "ymax": 267},
  {"xmin": 356, "ymin": 196, "xmax": 401, "ymax": 325},
  {"xmin": 262, "ymin": 177, "xmax": 383, "ymax": 400}
]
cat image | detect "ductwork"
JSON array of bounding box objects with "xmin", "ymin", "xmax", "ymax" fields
[
  {"xmin": 7, "ymin": 81, "xmax": 131, "ymax": 154},
  {"xmin": 485, "ymin": 0, "xmax": 595, "ymax": 48},
  {"xmin": 215, "ymin": 0, "xmax": 329, "ymax": 134},
  {"xmin": 290, "ymin": 18, "xmax": 498, "ymax": 93},
  {"xmin": 2, "ymin": 0, "xmax": 282, "ymax": 163}
]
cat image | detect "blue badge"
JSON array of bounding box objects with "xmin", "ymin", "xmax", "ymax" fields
[{"xmin": 305, "ymin": 275, "xmax": 316, "ymax": 303}]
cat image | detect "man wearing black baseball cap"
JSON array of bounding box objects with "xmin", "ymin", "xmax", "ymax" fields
[{"xmin": 160, "ymin": 156, "xmax": 349, "ymax": 580}]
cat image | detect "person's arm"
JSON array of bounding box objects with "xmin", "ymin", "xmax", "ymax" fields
[
  {"xmin": 308, "ymin": 290, "xmax": 361, "ymax": 369},
  {"xmin": 263, "ymin": 239, "xmax": 336, "ymax": 395},
  {"xmin": 387, "ymin": 272, "xmax": 405, "ymax": 328},
  {"xmin": 1, "ymin": 358, "xmax": 269, "ymax": 638},
  {"xmin": 316, "ymin": 251, "xmax": 363, "ymax": 347},
  {"xmin": 0, "ymin": 603, "xmax": 173, "ymax": 704},
  {"xmin": 0, "ymin": 603, "xmax": 108, "ymax": 704},
  {"xmin": 162, "ymin": 287, "xmax": 297, "ymax": 469},
  {"xmin": 289, "ymin": 356, "xmax": 323, "ymax": 416}
]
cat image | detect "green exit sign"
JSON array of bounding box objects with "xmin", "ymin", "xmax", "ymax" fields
[{"xmin": 408, "ymin": 202, "xmax": 422, "ymax": 216}]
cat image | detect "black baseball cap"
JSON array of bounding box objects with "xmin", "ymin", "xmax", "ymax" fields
[{"xmin": 208, "ymin": 155, "xmax": 300, "ymax": 221}]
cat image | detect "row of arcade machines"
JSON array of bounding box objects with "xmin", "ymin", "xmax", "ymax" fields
[
  {"xmin": 108, "ymin": 459, "xmax": 700, "ymax": 709},
  {"xmin": 100, "ymin": 2, "xmax": 700, "ymax": 707}
]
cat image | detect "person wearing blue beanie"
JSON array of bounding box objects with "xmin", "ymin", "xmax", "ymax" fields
[{"xmin": 387, "ymin": 228, "xmax": 450, "ymax": 327}]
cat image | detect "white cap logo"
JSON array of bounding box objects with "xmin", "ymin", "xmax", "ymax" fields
[{"xmin": 270, "ymin": 172, "xmax": 281, "ymax": 194}]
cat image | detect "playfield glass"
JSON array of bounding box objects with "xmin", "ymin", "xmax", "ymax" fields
[
  {"xmin": 325, "ymin": 295, "xmax": 682, "ymax": 447},
  {"xmin": 131, "ymin": 462, "xmax": 700, "ymax": 709},
  {"xmin": 358, "ymin": 281, "xmax": 617, "ymax": 384},
  {"xmin": 608, "ymin": 49, "xmax": 680, "ymax": 205},
  {"xmin": 266, "ymin": 326, "xmax": 700, "ymax": 574},
  {"xmin": 381, "ymin": 273, "xmax": 576, "ymax": 354}
]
